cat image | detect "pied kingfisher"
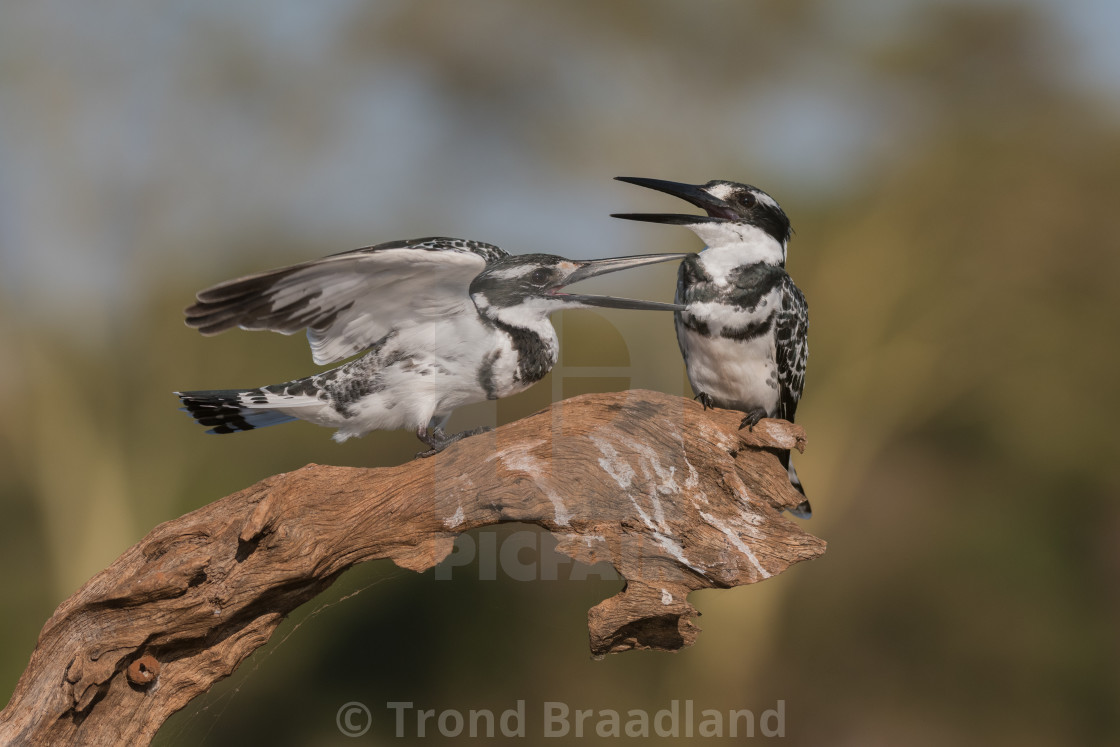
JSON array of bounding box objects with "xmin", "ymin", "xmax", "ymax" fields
[
  {"xmin": 613, "ymin": 178, "xmax": 811, "ymax": 518},
  {"xmin": 176, "ymin": 236, "xmax": 685, "ymax": 455}
]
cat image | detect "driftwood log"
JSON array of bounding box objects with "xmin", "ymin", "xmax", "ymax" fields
[{"xmin": 0, "ymin": 389, "xmax": 825, "ymax": 745}]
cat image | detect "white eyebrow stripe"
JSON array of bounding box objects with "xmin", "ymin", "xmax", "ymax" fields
[
  {"xmin": 486, "ymin": 266, "xmax": 533, "ymax": 280},
  {"xmin": 706, "ymin": 182, "xmax": 736, "ymax": 200}
]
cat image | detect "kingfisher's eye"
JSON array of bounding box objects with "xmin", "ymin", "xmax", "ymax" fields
[
  {"xmin": 738, "ymin": 191, "xmax": 757, "ymax": 208},
  {"xmin": 530, "ymin": 268, "xmax": 552, "ymax": 285}
]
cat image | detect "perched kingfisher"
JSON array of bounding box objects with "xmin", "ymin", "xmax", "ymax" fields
[
  {"xmin": 613, "ymin": 178, "xmax": 811, "ymax": 518},
  {"xmin": 176, "ymin": 236, "xmax": 685, "ymax": 455}
]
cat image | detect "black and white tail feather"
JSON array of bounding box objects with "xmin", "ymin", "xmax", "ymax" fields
[{"xmin": 177, "ymin": 389, "xmax": 298, "ymax": 434}]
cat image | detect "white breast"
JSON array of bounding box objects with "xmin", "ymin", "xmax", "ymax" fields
[
  {"xmin": 679, "ymin": 327, "xmax": 779, "ymax": 414},
  {"xmin": 677, "ymin": 289, "xmax": 781, "ymax": 414}
]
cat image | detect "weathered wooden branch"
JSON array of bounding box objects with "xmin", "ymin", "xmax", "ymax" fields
[{"xmin": 0, "ymin": 389, "xmax": 825, "ymax": 745}]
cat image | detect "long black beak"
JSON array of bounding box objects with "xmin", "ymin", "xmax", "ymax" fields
[
  {"xmin": 553, "ymin": 253, "xmax": 687, "ymax": 311},
  {"xmin": 612, "ymin": 176, "xmax": 733, "ymax": 225}
]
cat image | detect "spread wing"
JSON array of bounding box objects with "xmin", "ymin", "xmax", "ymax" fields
[
  {"xmin": 184, "ymin": 237, "xmax": 507, "ymax": 365},
  {"xmin": 774, "ymin": 273, "xmax": 808, "ymax": 422}
]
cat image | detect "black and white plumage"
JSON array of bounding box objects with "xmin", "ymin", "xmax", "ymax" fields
[
  {"xmin": 176, "ymin": 236, "xmax": 685, "ymax": 455},
  {"xmin": 613, "ymin": 178, "xmax": 811, "ymax": 518}
]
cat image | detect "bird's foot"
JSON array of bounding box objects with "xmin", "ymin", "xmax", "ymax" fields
[
  {"xmin": 415, "ymin": 425, "xmax": 493, "ymax": 458},
  {"xmin": 738, "ymin": 408, "xmax": 768, "ymax": 432},
  {"xmin": 694, "ymin": 392, "xmax": 716, "ymax": 410}
]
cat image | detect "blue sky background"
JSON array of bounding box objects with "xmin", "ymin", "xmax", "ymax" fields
[{"xmin": 1, "ymin": 0, "xmax": 1117, "ymax": 334}]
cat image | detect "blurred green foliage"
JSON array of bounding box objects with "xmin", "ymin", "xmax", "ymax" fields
[{"xmin": 1, "ymin": 2, "xmax": 1118, "ymax": 745}]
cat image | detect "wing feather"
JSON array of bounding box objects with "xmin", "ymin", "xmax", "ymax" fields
[
  {"xmin": 774, "ymin": 274, "xmax": 809, "ymax": 422},
  {"xmin": 185, "ymin": 237, "xmax": 506, "ymax": 364}
]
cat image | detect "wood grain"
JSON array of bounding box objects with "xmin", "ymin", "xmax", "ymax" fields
[{"xmin": 0, "ymin": 389, "xmax": 825, "ymax": 745}]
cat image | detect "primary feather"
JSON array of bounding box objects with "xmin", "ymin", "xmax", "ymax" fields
[{"xmin": 185, "ymin": 237, "xmax": 505, "ymax": 365}]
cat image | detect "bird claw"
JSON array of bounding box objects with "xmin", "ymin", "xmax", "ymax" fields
[
  {"xmin": 694, "ymin": 392, "xmax": 716, "ymax": 410},
  {"xmin": 415, "ymin": 425, "xmax": 493, "ymax": 458},
  {"xmin": 738, "ymin": 409, "xmax": 767, "ymax": 431},
  {"xmin": 459, "ymin": 425, "xmax": 494, "ymax": 439}
]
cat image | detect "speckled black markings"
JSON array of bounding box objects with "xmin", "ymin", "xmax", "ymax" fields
[
  {"xmin": 720, "ymin": 315, "xmax": 775, "ymax": 342},
  {"xmin": 264, "ymin": 378, "xmax": 322, "ymax": 398},
  {"xmin": 328, "ymin": 236, "xmax": 507, "ymax": 264},
  {"xmin": 677, "ymin": 314, "xmax": 710, "ymax": 337},
  {"xmin": 678, "ymin": 260, "xmax": 788, "ymax": 311},
  {"xmin": 677, "ymin": 260, "xmax": 788, "ymax": 343},
  {"xmin": 676, "ymin": 254, "xmax": 711, "ymax": 291},
  {"xmin": 680, "ymin": 303, "xmax": 774, "ymax": 341},
  {"xmin": 252, "ymin": 326, "xmax": 449, "ymax": 420},
  {"xmin": 350, "ymin": 328, "xmax": 398, "ymax": 359},
  {"xmin": 727, "ymin": 263, "xmax": 787, "ymax": 308},
  {"xmin": 380, "ymin": 350, "xmax": 417, "ymax": 370},
  {"xmin": 315, "ymin": 367, "xmax": 343, "ymax": 383},
  {"xmin": 314, "ymin": 356, "xmax": 381, "ymax": 417},
  {"xmin": 478, "ymin": 349, "xmax": 502, "ymax": 400},
  {"xmin": 774, "ymin": 274, "xmax": 808, "ymax": 421},
  {"xmin": 489, "ymin": 318, "xmax": 552, "ymax": 385}
]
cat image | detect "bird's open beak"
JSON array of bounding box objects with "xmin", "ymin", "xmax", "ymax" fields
[
  {"xmin": 611, "ymin": 176, "xmax": 733, "ymax": 225},
  {"xmin": 552, "ymin": 253, "xmax": 687, "ymax": 311}
]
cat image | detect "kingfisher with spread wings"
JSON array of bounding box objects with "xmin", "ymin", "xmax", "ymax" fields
[{"xmin": 176, "ymin": 237, "xmax": 685, "ymax": 455}]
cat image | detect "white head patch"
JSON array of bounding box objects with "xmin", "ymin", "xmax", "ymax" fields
[{"xmin": 706, "ymin": 181, "xmax": 738, "ymax": 201}]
